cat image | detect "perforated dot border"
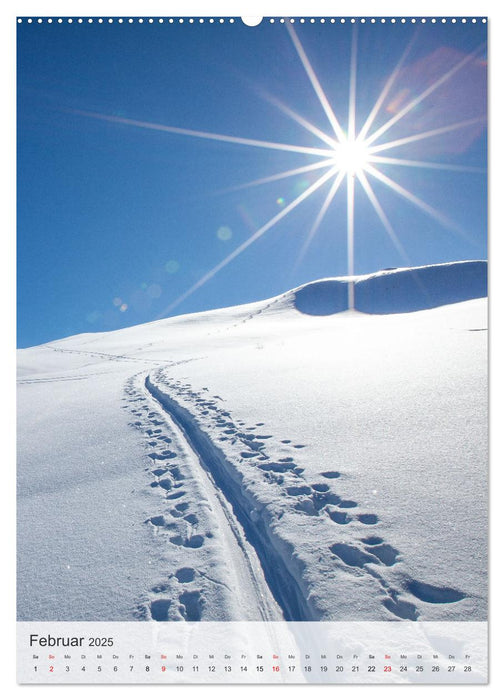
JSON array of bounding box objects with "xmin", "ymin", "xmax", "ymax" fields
[{"xmin": 16, "ymin": 17, "xmax": 488, "ymax": 25}]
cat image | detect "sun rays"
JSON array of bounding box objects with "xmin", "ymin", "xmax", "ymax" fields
[{"xmin": 75, "ymin": 23, "xmax": 486, "ymax": 315}]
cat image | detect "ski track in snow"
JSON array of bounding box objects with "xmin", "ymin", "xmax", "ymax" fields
[
  {"xmin": 42, "ymin": 342, "xmax": 202, "ymax": 368},
  {"xmin": 123, "ymin": 373, "xmax": 283, "ymax": 623},
  {"xmin": 122, "ymin": 367, "xmax": 468, "ymax": 622}
]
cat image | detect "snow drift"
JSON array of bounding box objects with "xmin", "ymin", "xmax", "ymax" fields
[{"xmin": 292, "ymin": 260, "xmax": 487, "ymax": 316}]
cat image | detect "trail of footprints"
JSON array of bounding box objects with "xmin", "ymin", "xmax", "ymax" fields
[
  {"xmin": 207, "ymin": 292, "xmax": 289, "ymax": 336},
  {"xmin": 124, "ymin": 371, "xmax": 467, "ymax": 622},
  {"xmin": 147, "ymin": 372, "xmax": 420, "ymax": 619},
  {"xmin": 123, "ymin": 375, "xmax": 209, "ymax": 621}
]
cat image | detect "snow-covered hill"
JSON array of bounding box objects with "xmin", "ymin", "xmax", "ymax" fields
[
  {"xmin": 17, "ymin": 261, "xmax": 488, "ymax": 623},
  {"xmin": 293, "ymin": 260, "xmax": 487, "ymax": 315}
]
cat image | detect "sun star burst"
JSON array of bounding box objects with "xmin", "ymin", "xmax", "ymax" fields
[{"xmin": 75, "ymin": 25, "xmax": 486, "ymax": 316}]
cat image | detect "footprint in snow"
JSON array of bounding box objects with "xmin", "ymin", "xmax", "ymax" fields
[
  {"xmin": 150, "ymin": 599, "xmax": 171, "ymax": 621},
  {"xmin": 166, "ymin": 490, "xmax": 186, "ymax": 500},
  {"xmin": 382, "ymin": 596, "xmax": 419, "ymax": 621},
  {"xmin": 285, "ymin": 485, "xmax": 312, "ymax": 496},
  {"xmin": 406, "ymin": 579, "xmax": 466, "ymax": 604},
  {"xmin": 327, "ymin": 509, "xmax": 352, "ymax": 524},
  {"xmin": 169, "ymin": 534, "xmax": 205, "ymax": 549},
  {"xmin": 173, "ymin": 502, "xmax": 189, "ymax": 513},
  {"xmin": 148, "ymin": 450, "xmax": 177, "ymax": 460},
  {"xmin": 329, "ymin": 542, "xmax": 379, "ymax": 567},
  {"xmin": 257, "ymin": 462, "xmax": 294, "ymax": 474},
  {"xmin": 169, "ymin": 466, "xmax": 184, "ymax": 480},
  {"xmin": 175, "ymin": 567, "xmax": 196, "ymax": 583},
  {"xmin": 311, "ymin": 483, "xmax": 330, "ymax": 492},
  {"xmin": 339, "ymin": 499, "xmax": 358, "ymax": 508},
  {"xmin": 179, "ymin": 591, "xmax": 203, "ymax": 621},
  {"xmin": 357, "ymin": 513, "xmax": 379, "ymax": 525},
  {"xmin": 364, "ymin": 543, "xmax": 400, "ymax": 566}
]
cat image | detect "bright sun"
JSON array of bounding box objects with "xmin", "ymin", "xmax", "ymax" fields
[{"xmin": 332, "ymin": 138, "xmax": 371, "ymax": 176}]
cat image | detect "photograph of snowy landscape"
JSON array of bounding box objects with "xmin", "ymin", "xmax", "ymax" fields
[{"xmin": 17, "ymin": 16, "xmax": 487, "ymax": 630}]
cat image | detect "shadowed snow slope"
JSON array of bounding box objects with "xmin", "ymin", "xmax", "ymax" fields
[{"xmin": 292, "ymin": 261, "xmax": 487, "ymax": 316}]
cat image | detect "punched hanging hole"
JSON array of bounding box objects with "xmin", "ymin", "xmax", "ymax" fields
[{"xmin": 241, "ymin": 16, "xmax": 263, "ymax": 26}]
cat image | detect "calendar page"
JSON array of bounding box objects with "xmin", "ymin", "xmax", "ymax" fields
[{"xmin": 16, "ymin": 7, "xmax": 488, "ymax": 685}]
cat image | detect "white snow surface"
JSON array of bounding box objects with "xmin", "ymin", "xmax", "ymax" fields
[{"xmin": 17, "ymin": 261, "xmax": 487, "ymax": 622}]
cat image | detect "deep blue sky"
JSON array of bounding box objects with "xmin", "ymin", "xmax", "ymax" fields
[{"xmin": 17, "ymin": 17, "xmax": 487, "ymax": 347}]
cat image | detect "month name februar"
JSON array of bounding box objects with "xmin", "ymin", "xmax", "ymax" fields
[{"xmin": 29, "ymin": 634, "xmax": 84, "ymax": 647}]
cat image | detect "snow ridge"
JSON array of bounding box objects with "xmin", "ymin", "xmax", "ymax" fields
[{"xmin": 292, "ymin": 261, "xmax": 487, "ymax": 316}]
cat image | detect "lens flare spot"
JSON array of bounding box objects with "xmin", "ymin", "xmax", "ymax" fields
[
  {"xmin": 293, "ymin": 179, "xmax": 310, "ymax": 195},
  {"xmin": 112, "ymin": 297, "xmax": 122, "ymax": 307},
  {"xmin": 119, "ymin": 303, "xmax": 128, "ymax": 312},
  {"xmin": 217, "ymin": 225, "xmax": 233, "ymax": 241},
  {"xmin": 276, "ymin": 197, "xmax": 285, "ymax": 207},
  {"xmin": 147, "ymin": 283, "xmax": 162, "ymax": 299},
  {"xmin": 165, "ymin": 259, "xmax": 180, "ymax": 274}
]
